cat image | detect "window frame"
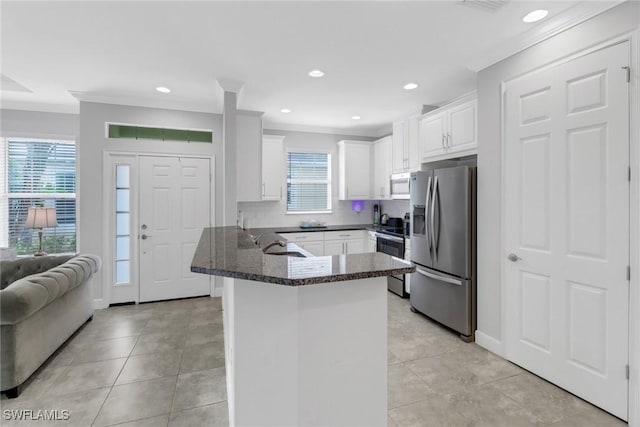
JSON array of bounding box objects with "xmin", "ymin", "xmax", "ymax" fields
[
  {"xmin": 1, "ymin": 137, "xmax": 77, "ymax": 254},
  {"xmin": 285, "ymin": 150, "xmax": 332, "ymax": 215}
]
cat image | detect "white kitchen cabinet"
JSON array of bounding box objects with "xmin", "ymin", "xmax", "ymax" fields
[
  {"xmin": 392, "ymin": 115, "xmax": 421, "ymax": 174},
  {"xmin": 420, "ymin": 112, "xmax": 447, "ymax": 160},
  {"xmin": 324, "ymin": 240, "xmax": 345, "ymax": 256},
  {"xmin": 367, "ymin": 231, "xmax": 377, "ymax": 253},
  {"xmin": 236, "ymin": 111, "xmax": 264, "ymax": 202},
  {"xmin": 345, "ymin": 239, "xmax": 364, "ymax": 254},
  {"xmin": 262, "ymin": 135, "xmax": 284, "ymax": 201},
  {"xmin": 280, "ymin": 231, "xmax": 324, "ymax": 256},
  {"xmin": 297, "ymin": 240, "xmax": 324, "ymax": 256},
  {"xmin": 419, "ymin": 95, "xmax": 477, "ymax": 162},
  {"xmin": 324, "ymin": 230, "xmax": 368, "ymax": 255},
  {"xmin": 373, "ymin": 136, "xmax": 392, "ymax": 200},
  {"xmin": 392, "ymin": 120, "xmax": 407, "ymax": 174},
  {"xmin": 338, "ymin": 140, "xmax": 372, "ymax": 200}
]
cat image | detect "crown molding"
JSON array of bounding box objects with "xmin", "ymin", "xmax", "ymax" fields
[
  {"xmin": 263, "ymin": 120, "xmax": 383, "ymax": 138},
  {"xmin": 465, "ymin": 1, "xmax": 626, "ymax": 72}
]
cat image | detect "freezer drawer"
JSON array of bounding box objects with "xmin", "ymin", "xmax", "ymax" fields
[{"xmin": 409, "ymin": 266, "xmax": 474, "ymax": 339}]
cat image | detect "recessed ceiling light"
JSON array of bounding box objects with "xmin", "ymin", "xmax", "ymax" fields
[
  {"xmin": 351, "ymin": 116, "xmax": 361, "ymax": 120},
  {"xmin": 404, "ymin": 83, "xmax": 418, "ymax": 90},
  {"xmin": 156, "ymin": 86, "xmax": 171, "ymax": 93},
  {"xmin": 280, "ymin": 108, "xmax": 291, "ymax": 113},
  {"xmin": 308, "ymin": 70, "xmax": 325, "ymax": 78},
  {"xmin": 522, "ymin": 9, "xmax": 548, "ymax": 23}
]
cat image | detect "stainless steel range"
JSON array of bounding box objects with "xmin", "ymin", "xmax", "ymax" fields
[{"xmin": 374, "ymin": 218, "xmax": 407, "ymax": 297}]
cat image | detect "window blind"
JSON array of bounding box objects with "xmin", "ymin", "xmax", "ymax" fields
[
  {"xmin": 286, "ymin": 152, "xmax": 331, "ymax": 212},
  {"xmin": 6, "ymin": 140, "xmax": 76, "ymax": 255}
]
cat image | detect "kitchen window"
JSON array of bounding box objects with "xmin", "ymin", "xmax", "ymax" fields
[
  {"xmin": 286, "ymin": 152, "xmax": 331, "ymax": 213},
  {"xmin": 1, "ymin": 138, "xmax": 76, "ymax": 255}
]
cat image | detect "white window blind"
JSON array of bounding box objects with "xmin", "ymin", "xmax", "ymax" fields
[
  {"xmin": 5, "ymin": 139, "xmax": 76, "ymax": 255},
  {"xmin": 286, "ymin": 152, "xmax": 331, "ymax": 213}
]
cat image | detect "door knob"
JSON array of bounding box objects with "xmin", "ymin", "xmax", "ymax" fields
[
  {"xmin": 141, "ymin": 234, "xmax": 149, "ymax": 240},
  {"xmin": 141, "ymin": 224, "xmax": 147, "ymax": 230},
  {"xmin": 507, "ymin": 253, "xmax": 521, "ymax": 262}
]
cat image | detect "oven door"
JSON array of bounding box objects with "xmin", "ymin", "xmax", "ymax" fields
[{"xmin": 376, "ymin": 233, "xmax": 404, "ymax": 258}]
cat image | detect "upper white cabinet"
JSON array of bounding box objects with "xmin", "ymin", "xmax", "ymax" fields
[
  {"xmin": 419, "ymin": 95, "xmax": 477, "ymax": 162},
  {"xmin": 262, "ymin": 135, "xmax": 284, "ymax": 201},
  {"xmin": 392, "ymin": 115, "xmax": 421, "ymax": 173},
  {"xmin": 373, "ymin": 136, "xmax": 392, "ymax": 200},
  {"xmin": 236, "ymin": 111, "xmax": 264, "ymax": 202},
  {"xmin": 338, "ymin": 140, "xmax": 372, "ymax": 200}
]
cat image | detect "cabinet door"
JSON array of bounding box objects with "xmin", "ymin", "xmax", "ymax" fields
[
  {"xmin": 324, "ymin": 240, "xmax": 345, "ymax": 256},
  {"xmin": 367, "ymin": 237, "xmax": 377, "ymax": 253},
  {"xmin": 345, "ymin": 239, "xmax": 364, "ymax": 254},
  {"xmin": 262, "ymin": 136, "xmax": 284, "ymax": 200},
  {"xmin": 299, "ymin": 240, "xmax": 324, "ymax": 256},
  {"xmin": 392, "ymin": 121, "xmax": 407, "ymax": 173},
  {"xmin": 447, "ymin": 100, "xmax": 477, "ymax": 153},
  {"xmin": 419, "ymin": 113, "xmax": 446, "ymax": 161},
  {"xmin": 339, "ymin": 142, "xmax": 371, "ymax": 200},
  {"xmin": 407, "ymin": 115, "xmax": 421, "ymax": 171},
  {"xmin": 373, "ymin": 136, "xmax": 392, "ymax": 199}
]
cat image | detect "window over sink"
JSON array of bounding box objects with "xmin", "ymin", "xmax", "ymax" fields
[{"xmin": 286, "ymin": 152, "xmax": 331, "ymax": 213}]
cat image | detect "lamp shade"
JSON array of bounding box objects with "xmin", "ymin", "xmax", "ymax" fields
[{"xmin": 25, "ymin": 207, "xmax": 58, "ymax": 229}]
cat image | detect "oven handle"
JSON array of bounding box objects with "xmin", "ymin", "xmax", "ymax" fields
[
  {"xmin": 415, "ymin": 267, "xmax": 462, "ymax": 286},
  {"xmin": 375, "ymin": 233, "xmax": 404, "ymax": 243}
]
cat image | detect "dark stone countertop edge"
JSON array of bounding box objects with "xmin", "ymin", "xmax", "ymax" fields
[{"xmin": 191, "ymin": 265, "xmax": 415, "ymax": 287}]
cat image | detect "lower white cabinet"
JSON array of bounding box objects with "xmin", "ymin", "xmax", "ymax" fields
[
  {"xmin": 282, "ymin": 230, "xmax": 369, "ymax": 256},
  {"xmin": 367, "ymin": 231, "xmax": 377, "ymax": 253},
  {"xmin": 297, "ymin": 240, "xmax": 324, "ymax": 256}
]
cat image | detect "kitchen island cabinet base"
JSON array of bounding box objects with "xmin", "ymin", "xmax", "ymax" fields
[{"xmin": 222, "ymin": 277, "xmax": 387, "ymax": 427}]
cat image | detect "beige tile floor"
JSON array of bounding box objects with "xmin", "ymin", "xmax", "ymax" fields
[{"xmin": 0, "ymin": 294, "xmax": 627, "ymax": 426}]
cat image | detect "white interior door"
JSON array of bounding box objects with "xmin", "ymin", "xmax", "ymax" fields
[
  {"xmin": 504, "ymin": 42, "xmax": 630, "ymax": 419},
  {"xmin": 139, "ymin": 156, "xmax": 211, "ymax": 302}
]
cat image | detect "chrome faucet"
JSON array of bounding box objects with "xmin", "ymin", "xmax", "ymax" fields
[
  {"xmin": 262, "ymin": 240, "xmax": 287, "ymax": 251},
  {"xmin": 248, "ymin": 233, "xmax": 266, "ymax": 245}
]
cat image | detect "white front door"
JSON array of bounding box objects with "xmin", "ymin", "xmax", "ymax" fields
[
  {"xmin": 504, "ymin": 42, "xmax": 630, "ymax": 419},
  {"xmin": 139, "ymin": 156, "xmax": 211, "ymax": 302}
]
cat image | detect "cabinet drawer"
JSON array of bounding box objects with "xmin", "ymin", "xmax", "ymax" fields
[
  {"xmin": 279, "ymin": 231, "xmax": 323, "ymax": 242},
  {"xmin": 324, "ymin": 230, "xmax": 366, "ymax": 241}
]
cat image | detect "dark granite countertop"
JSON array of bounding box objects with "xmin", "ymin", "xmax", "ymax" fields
[
  {"xmin": 190, "ymin": 226, "xmax": 415, "ymax": 286},
  {"xmin": 246, "ymin": 224, "xmax": 373, "ymax": 234}
]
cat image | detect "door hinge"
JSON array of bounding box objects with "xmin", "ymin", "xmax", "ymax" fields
[
  {"xmin": 627, "ymin": 265, "xmax": 631, "ymax": 281},
  {"xmin": 622, "ymin": 66, "xmax": 630, "ymax": 83},
  {"xmin": 626, "ymin": 364, "xmax": 630, "ymax": 380},
  {"xmin": 628, "ymin": 166, "xmax": 632, "ymax": 182}
]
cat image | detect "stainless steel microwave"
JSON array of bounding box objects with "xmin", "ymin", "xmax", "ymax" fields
[{"xmin": 390, "ymin": 173, "xmax": 410, "ymax": 199}]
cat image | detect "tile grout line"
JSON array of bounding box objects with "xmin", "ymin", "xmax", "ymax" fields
[{"xmin": 90, "ymin": 320, "xmax": 147, "ymax": 427}]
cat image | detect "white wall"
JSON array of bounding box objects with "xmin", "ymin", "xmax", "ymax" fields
[
  {"xmin": 0, "ymin": 109, "xmax": 78, "ymax": 138},
  {"xmin": 476, "ymin": 1, "xmax": 639, "ymax": 346},
  {"xmin": 238, "ymin": 129, "xmax": 409, "ymax": 228},
  {"xmin": 78, "ymin": 102, "xmax": 223, "ymax": 301}
]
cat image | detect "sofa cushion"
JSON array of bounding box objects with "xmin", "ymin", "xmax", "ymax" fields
[
  {"xmin": 0, "ymin": 255, "xmax": 75, "ymax": 290},
  {"xmin": 0, "ymin": 254, "xmax": 101, "ymax": 325}
]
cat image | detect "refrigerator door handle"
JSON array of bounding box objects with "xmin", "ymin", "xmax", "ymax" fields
[
  {"xmin": 425, "ymin": 176, "xmax": 432, "ymax": 251},
  {"xmin": 415, "ymin": 267, "xmax": 462, "ymax": 286},
  {"xmin": 431, "ymin": 176, "xmax": 439, "ymax": 254}
]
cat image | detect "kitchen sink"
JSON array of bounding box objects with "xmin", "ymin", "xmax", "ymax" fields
[{"xmin": 265, "ymin": 251, "xmax": 306, "ymax": 258}]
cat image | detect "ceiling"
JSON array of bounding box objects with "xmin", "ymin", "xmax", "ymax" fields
[{"xmin": 0, "ymin": 1, "xmax": 623, "ymax": 136}]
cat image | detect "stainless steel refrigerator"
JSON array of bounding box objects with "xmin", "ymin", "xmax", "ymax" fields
[{"xmin": 409, "ymin": 166, "xmax": 476, "ymax": 341}]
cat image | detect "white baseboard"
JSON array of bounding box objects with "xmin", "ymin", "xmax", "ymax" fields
[
  {"xmin": 93, "ymin": 298, "xmax": 108, "ymax": 310},
  {"xmin": 475, "ymin": 330, "xmax": 504, "ymax": 356}
]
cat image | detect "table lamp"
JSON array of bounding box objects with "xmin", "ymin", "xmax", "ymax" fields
[{"xmin": 25, "ymin": 207, "xmax": 58, "ymax": 256}]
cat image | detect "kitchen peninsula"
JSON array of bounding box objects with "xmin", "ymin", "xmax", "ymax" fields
[{"xmin": 191, "ymin": 226, "xmax": 414, "ymax": 427}]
